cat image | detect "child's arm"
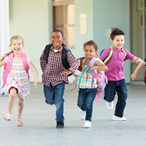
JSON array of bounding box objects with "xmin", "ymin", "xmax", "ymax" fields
[
  {"xmin": 78, "ymin": 59, "xmax": 83, "ymax": 72},
  {"xmin": 132, "ymin": 57, "xmax": 142, "ymax": 64},
  {"xmin": 131, "ymin": 60, "xmax": 145, "ymax": 80},
  {"xmin": 88, "ymin": 60, "xmax": 108, "ymax": 71},
  {"xmin": 40, "ymin": 51, "xmax": 46, "ymax": 72},
  {"xmin": 0, "ymin": 60, "xmax": 6, "ymax": 67},
  {"xmin": 29, "ymin": 62, "xmax": 39, "ymax": 88}
]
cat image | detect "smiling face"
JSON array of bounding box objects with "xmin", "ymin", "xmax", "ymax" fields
[
  {"xmin": 10, "ymin": 39, "xmax": 24, "ymax": 54},
  {"xmin": 50, "ymin": 31, "xmax": 65, "ymax": 50},
  {"xmin": 84, "ymin": 45, "xmax": 97, "ymax": 59},
  {"xmin": 111, "ymin": 35, "xmax": 125, "ymax": 50}
]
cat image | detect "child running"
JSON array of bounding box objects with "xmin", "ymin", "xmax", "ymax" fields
[
  {"xmin": 0, "ymin": 35, "xmax": 38, "ymax": 126},
  {"xmin": 99, "ymin": 28, "xmax": 142, "ymax": 121},
  {"xmin": 73, "ymin": 40, "xmax": 108, "ymax": 128},
  {"xmin": 40, "ymin": 30, "xmax": 79, "ymax": 128}
]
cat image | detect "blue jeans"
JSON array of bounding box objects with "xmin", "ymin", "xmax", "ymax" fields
[
  {"xmin": 43, "ymin": 82, "xmax": 65, "ymax": 122},
  {"xmin": 104, "ymin": 79, "xmax": 128, "ymax": 117},
  {"xmin": 77, "ymin": 88, "xmax": 97, "ymax": 121}
]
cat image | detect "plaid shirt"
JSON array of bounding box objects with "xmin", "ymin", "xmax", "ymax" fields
[{"xmin": 40, "ymin": 46, "xmax": 79, "ymax": 86}]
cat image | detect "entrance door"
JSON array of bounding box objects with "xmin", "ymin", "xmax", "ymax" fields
[{"xmin": 130, "ymin": 0, "xmax": 146, "ymax": 82}]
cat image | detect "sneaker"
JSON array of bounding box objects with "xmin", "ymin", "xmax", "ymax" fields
[
  {"xmin": 56, "ymin": 122, "xmax": 64, "ymax": 128},
  {"xmin": 84, "ymin": 120, "xmax": 91, "ymax": 128},
  {"xmin": 80, "ymin": 111, "xmax": 86, "ymax": 120},
  {"xmin": 4, "ymin": 113, "xmax": 11, "ymax": 121},
  {"xmin": 106, "ymin": 101, "xmax": 114, "ymax": 110},
  {"xmin": 17, "ymin": 118, "xmax": 23, "ymax": 127},
  {"xmin": 113, "ymin": 115, "xmax": 127, "ymax": 121}
]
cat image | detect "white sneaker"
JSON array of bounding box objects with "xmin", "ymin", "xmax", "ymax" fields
[
  {"xmin": 106, "ymin": 101, "xmax": 114, "ymax": 110},
  {"xmin": 80, "ymin": 111, "xmax": 86, "ymax": 120},
  {"xmin": 84, "ymin": 120, "xmax": 91, "ymax": 128},
  {"xmin": 113, "ymin": 115, "xmax": 127, "ymax": 121}
]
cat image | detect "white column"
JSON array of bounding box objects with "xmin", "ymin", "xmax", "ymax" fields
[{"xmin": 0, "ymin": 0, "xmax": 9, "ymax": 92}]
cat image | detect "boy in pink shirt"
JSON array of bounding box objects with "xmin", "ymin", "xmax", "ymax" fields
[{"xmin": 99, "ymin": 28, "xmax": 142, "ymax": 121}]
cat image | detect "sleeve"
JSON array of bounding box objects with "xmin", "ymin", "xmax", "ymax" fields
[
  {"xmin": 40, "ymin": 50, "xmax": 47, "ymax": 72},
  {"xmin": 4, "ymin": 56, "xmax": 8, "ymax": 63},
  {"xmin": 124, "ymin": 49, "xmax": 135, "ymax": 61},
  {"xmin": 99, "ymin": 48, "xmax": 111, "ymax": 61},
  {"xmin": 27, "ymin": 57, "xmax": 32, "ymax": 64},
  {"xmin": 144, "ymin": 58, "xmax": 146, "ymax": 63},
  {"xmin": 67, "ymin": 51, "xmax": 80, "ymax": 73}
]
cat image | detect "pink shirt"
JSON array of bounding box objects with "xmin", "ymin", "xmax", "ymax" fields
[{"xmin": 99, "ymin": 46, "xmax": 135, "ymax": 81}]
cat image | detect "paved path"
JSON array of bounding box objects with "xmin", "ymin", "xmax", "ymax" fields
[{"xmin": 0, "ymin": 83, "xmax": 146, "ymax": 146}]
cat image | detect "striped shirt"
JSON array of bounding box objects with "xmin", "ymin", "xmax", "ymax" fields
[{"xmin": 40, "ymin": 46, "xmax": 79, "ymax": 86}]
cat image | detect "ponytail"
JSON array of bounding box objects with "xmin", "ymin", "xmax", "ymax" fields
[{"xmin": 0, "ymin": 50, "xmax": 14, "ymax": 62}]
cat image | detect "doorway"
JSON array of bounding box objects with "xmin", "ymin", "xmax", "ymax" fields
[{"xmin": 130, "ymin": 0, "xmax": 146, "ymax": 82}]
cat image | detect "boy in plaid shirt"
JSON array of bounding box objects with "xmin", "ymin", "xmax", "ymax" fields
[{"xmin": 40, "ymin": 30, "xmax": 79, "ymax": 128}]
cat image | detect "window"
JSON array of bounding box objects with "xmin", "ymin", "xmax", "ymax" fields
[{"xmin": 52, "ymin": 0, "xmax": 75, "ymax": 49}]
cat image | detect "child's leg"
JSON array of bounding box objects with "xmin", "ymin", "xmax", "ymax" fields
[
  {"xmin": 54, "ymin": 82, "xmax": 65, "ymax": 124},
  {"xmin": 85, "ymin": 88, "xmax": 97, "ymax": 121},
  {"xmin": 104, "ymin": 81, "xmax": 117, "ymax": 109},
  {"xmin": 17, "ymin": 95, "xmax": 24, "ymax": 118},
  {"xmin": 7, "ymin": 88, "xmax": 17, "ymax": 114},
  {"xmin": 104, "ymin": 81, "xmax": 116, "ymax": 102},
  {"xmin": 77, "ymin": 89, "xmax": 87, "ymax": 110},
  {"xmin": 17, "ymin": 95, "xmax": 23, "ymax": 126},
  {"xmin": 43, "ymin": 83, "xmax": 55, "ymax": 105},
  {"xmin": 4, "ymin": 88, "xmax": 17, "ymax": 121},
  {"xmin": 114, "ymin": 79, "xmax": 127, "ymax": 118}
]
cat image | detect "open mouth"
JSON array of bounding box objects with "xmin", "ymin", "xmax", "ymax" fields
[{"xmin": 14, "ymin": 48, "xmax": 20, "ymax": 52}]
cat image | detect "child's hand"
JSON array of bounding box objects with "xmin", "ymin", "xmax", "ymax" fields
[
  {"xmin": 131, "ymin": 73, "xmax": 136, "ymax": 81},
  {"xmin": 61, "ymin": 70, "xmax": 72, "ymax": 76},
  {"xmin": 34, "ymin": 81, "xmax": 39, "ymax": 88}
]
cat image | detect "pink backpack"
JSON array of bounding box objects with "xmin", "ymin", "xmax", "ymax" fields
[
  {"xmin": 72, "ymin": 57, "xmax": 108, "ymax": 102},
  {"xmin": 2, "ymin": 52, "xmax": 29, "ymax": 88}
]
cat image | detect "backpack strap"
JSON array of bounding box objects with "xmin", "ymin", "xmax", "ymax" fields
[
  {"xmin": 44, "ymin": 44, "xmax": 52, "ymax": 64},
  {"xmin": 62, "ymin": 44, "xmax": 71, "ymax": 69},
  {"xmin": 123, "ymin": 49, "xmax": 127, "ymax": 58},
  {"xmin": 21, "ymin": 52, "xmax": 30, "ymax": 81},
  {"xmin": 2, "ymin": 53, "xmax": 14, "ymax": 88},
  {"xmin": 89, "ymin": 57, "xmax": 101, "ymax": 102},
  {"xmin": 103, "ymin": 46, "xmax": 113, "ymax": 64}
]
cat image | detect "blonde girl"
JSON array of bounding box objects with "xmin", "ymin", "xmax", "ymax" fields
[{"xmin": 0, "ymin": 35, "xmax": 38, "ymax": 126}]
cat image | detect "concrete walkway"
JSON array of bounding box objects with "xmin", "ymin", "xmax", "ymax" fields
[{"xmin": 0, "ymin": 83, "xmax": 146, "ymax": 146}]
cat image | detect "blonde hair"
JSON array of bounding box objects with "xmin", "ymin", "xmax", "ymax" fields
[{"xmin": 0, "ymin": 35, "xmax": 24, "ymax": 61}]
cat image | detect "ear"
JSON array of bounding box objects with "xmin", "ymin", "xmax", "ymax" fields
[
  {"xmin": 62, "ymin": 37, "xmax": 65, "ymax": 42},
  {"xmin": 111, "ymin": 40, "xmax": 114, "ymax": 44}
]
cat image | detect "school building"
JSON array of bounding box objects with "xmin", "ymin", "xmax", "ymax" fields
[{"xmin": 0, "ymin": 0, "xmax": 145, "ymax": 84}]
